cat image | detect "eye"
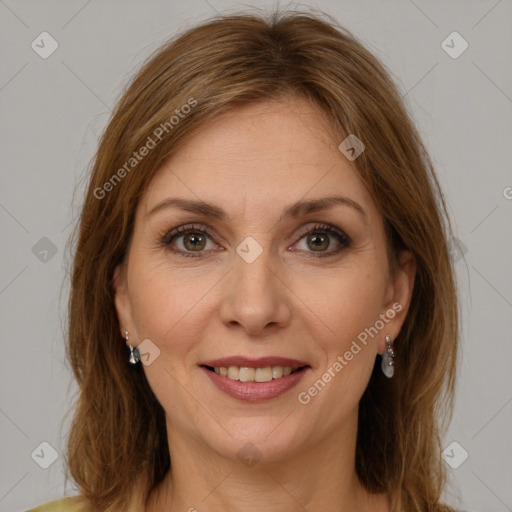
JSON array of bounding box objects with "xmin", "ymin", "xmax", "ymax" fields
[
  {"xmin": 160, "ymin": 224, "xmax": 220, "ymax": 258},
  {"xmin": 292, "ymin": 223, "xmax": 352, "ymax": 257},
  {"xmin": 159, "ymin": 222, "xmax": 352, "ymax": 258}
]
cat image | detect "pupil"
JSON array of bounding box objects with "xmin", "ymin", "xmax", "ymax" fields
[
  {"xmin": 309, "ymin": 233, "xmax": 328, "ymax": 251},
  {"xmin": 185, "ymin": 233, "xmax": 205, "ymax": 250}
]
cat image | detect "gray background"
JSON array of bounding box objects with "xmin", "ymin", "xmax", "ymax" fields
[{"xmin": 1, "ymin": 1, "xmax": 511, "ymax": 511}]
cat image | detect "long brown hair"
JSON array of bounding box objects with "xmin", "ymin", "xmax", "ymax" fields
[{"xmin": 64, "ymin": 8, "xmax": 459, "ymax": 512}]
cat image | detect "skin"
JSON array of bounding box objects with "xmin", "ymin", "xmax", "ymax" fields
[{"xmin": 113, "ymin": 95, "xmax": 416, "ymax": 512}]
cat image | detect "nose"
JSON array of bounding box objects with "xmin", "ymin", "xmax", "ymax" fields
[{"xmin": 218, "ymin": 241, "xmax": 292, "ymax": 336}]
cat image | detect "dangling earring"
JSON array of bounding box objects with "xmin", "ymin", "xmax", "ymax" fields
[
  {"xmin": 126, "ymin": 331, "xmax": 140, "ymax": 365},
  {"xmin": 381, "ymin": 335, "xmax": 394, "ymax": 378}
]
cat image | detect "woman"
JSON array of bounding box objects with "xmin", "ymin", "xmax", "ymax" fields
[{"xmin": 28, "ymin": 8, "xmax": 460, "ymax": 512}]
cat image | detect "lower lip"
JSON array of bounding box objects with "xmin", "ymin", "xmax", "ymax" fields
[{"xmin": 200, "ymin": 366, "xmax": 309, "ymax": 402}]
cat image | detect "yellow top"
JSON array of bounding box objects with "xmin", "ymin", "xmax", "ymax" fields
[{"xmin": 26, "ymin": 497, "xmax": 80, "ymax": 512}]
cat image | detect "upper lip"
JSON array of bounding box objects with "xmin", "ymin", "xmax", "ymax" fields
[{"xmin": 199, "ymin": 356, "xmax": 310, "ymax": 370}]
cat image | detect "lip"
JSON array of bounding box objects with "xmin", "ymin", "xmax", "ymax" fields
[
  {"xmin": 198, "ymin": 356, "xmax": 310, "ymax": 370},
  {"xmin": 200, "ymin": 365, "xmax": 310, "ymax": 402}
]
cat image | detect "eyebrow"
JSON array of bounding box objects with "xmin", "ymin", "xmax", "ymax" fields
[{"xmin": 146, "ymin": 195, "xmax": 368, "ymax": 224}]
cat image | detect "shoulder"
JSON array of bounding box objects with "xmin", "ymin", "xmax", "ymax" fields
[{"xmin": 25, "ymin": 496, "xmax": 81, "ymax": 512}]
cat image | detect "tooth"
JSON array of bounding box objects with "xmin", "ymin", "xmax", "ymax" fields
[
  {"xmin": 227, "ymin": 366, "xmax": 240, "ymax": 380},
  {"xmin": 272, "ymin": 366, "xmax": 283, "ymax": 379},
  {"xmin": 239, "ymin": 367, "xmax": 255, "ymax": 382},
  {"xmin": 213, "ymin": 365, "xmax": 300, "ymax": 382},
  {"xmin": 255, "ymin": 367, "xmax": 273, "ymax": 382}
]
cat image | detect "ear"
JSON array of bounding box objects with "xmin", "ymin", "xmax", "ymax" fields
[
  {"xmin": 379, "ymin": 249, "xmax": 416, "ymax": 353},
  {"xmin": 112, "ymin": 263, "xmax": 136, "ymax": 345}
]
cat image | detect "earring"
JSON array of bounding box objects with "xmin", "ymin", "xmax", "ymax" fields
[
  {"xmin": 381, "ymin": 335, "xmax": 395, "ymax": 378},
  {"xmin": 126, "ymin": 331, "xmax": 140, "ymax": 365}
]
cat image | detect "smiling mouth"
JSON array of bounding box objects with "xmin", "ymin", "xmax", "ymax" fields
[{"xmin": 201, "ymin": 364, "xmax": 309, "ymax": 383}]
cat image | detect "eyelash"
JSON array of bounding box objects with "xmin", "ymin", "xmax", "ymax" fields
[{"xmin": 159, "ymin": 223, "xmax": 352, "ymax": 258}]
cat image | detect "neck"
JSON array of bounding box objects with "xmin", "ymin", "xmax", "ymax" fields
[{"xmin": 145, "ymin": 410, "xmax": 390, "ymax": 512}]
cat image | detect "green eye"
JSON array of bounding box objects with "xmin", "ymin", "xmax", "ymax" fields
[
  {"xmin": 160, "ymin": 222, "xmax": 351, "ymax": 258},
  {"xmin": 294, "ymin": 224, "xmax": 352, "ymax": 257}
]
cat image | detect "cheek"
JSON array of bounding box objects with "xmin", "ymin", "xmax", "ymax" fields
[
  {"xmin": 126, "ymin": 252, "xmax": 174, "ymax": 338},
  {"xmin": 315, "ymin": 264, "xmax": 387, "ymax": 335},
  {"xmin": 307, "ymin": 270, "xmax": 388, "ymax": 400},
  {"xmin": 127, "ymin": 254, "xmax": 217, "ymax": 350}
]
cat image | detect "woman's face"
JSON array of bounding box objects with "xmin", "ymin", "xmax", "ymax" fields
[{"xmin": 114, "ymin": 96, "xmax": 415, "ymax": 465}]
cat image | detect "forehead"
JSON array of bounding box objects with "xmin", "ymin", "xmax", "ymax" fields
[{"xmin": 139, "ymin": 98, "xmax": 378, "ymax": 223}]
